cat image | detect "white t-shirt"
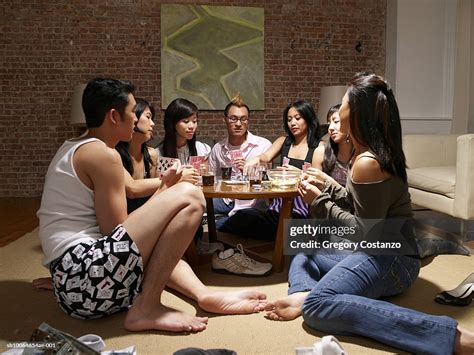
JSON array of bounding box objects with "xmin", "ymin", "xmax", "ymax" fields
[{"xmin": 37, "ymin": 137, "xmax": 103, "ymax": 266}]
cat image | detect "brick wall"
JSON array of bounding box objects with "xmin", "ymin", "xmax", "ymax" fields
[{"xmin": 0, "ymin": 0, "xmax": 386, "ymax": 197}]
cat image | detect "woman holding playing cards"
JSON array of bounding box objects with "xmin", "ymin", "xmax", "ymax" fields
[
  {"xmin": 115, "ymin": 97, "xmax": 160, "ymax": 214},
  {"xmin": 229, "ymin": 100, "xmax": 321, "ymax": 241},
  {"xmin": 158, "ymin": 98, "xmax": 224, "ymax": 254},
  {"xmin": 116, "ymin": 98, "xmax": 199, "ymax": 213},
  {"xmin": 158, "ymin": 98, "xmax": 211, "ymax": 165},
  {"xmin": 264, "ymin": 73, "xmax": 474, "ymax": 354},
  {"xmin": 313, "ymin": 104, "xmax": 354, "ymax": 187}
]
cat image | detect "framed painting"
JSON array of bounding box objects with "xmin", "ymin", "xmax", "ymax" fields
[{"xmin": 161, "ymin": 4, "xmax": 264, "ymax": 110}]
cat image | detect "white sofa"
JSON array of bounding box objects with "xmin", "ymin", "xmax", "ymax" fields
[{"xmin": 403, "ymin": 134, "xmax": 474, "ymax": 239}]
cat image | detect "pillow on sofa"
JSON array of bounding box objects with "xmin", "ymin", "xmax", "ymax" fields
[{"xmin": 407, "ymin": 166, "xmax": 456, "ymax": 198}]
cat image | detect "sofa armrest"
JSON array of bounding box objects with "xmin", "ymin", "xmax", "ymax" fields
[
  {"xmin": 453, "ymin": 134, "xmax": 474, "ymax": 220},
  {"xmin": 403, "ymin": 134, "xmax": 458, "ymax": 169}
]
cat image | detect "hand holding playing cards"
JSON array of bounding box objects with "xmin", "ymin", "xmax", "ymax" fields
[
  {"xmin": 304, "ymin": 167, "xmax": 330, "ymax": 190},
  {"xmin": 298, "ymin": 178, "xmax": 321, "ymax": 204},
  {"xmin": 180, "ymin": 166, "xmax": 200, "ymax": 185},
  {"xmin": 162, "ymin": 160, "xmax": 182, "ymax": 187},
  {"xmin": 233, "ymin": 157, "xmax": 246, "ymax": 172}
]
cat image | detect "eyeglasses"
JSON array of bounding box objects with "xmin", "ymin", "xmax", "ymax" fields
[{"xmin": 226, "ymin": 115, "xmax": 248, "ymax": 123}]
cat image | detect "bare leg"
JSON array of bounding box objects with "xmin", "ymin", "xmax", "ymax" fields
[
  {"xmin": 455, "ymin": 326, "xmax": 474, "ymax": 354},
  {"xmin": 167, "ymin": 260, "xmax": 268, "ymax": 314},
  {"xmin": 32, "ymin": 277, "xmax": 53, "ymax": 291},
  {"xmin": 123, "ymin": 183, "xmax": 209, "ymax": 332},
  {"xmin": 264, "ymin": 292, "xmax": 309, "ymax": 321}
]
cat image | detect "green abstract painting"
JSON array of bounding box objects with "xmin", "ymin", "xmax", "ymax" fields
[{"xmin": 161, "ymin": 4, "xmax": 264, "ymax": 110}]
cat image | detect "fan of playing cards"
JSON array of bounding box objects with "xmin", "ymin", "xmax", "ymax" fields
[{"xmin": 157, "ymin": 157, "xmax": 177, "ymax": 174}]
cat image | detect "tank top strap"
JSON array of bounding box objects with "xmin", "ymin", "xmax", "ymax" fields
[
  {"xmin": 279, "ymin": 136, "xmax": 292, "ymax": 164},
  {"xmin": 305, "ymin": 146, "xmax": 316, "ymax": 163}
]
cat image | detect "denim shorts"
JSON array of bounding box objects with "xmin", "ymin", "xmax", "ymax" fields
[{"xmin": 49, "ymin": 225, "xmax": 143, "ymax": 320}]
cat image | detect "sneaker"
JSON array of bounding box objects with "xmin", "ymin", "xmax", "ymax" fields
[
  {"xmin": 197, "ymin": 239, "xmax": 225, "ymax": 255},
  {"xmin": 211, "ymin": 244, "xmax": 272, "ymax": 276},
  {"xmin": 295, "ymin": 335, "xmax": 346, "ymax": 355}
]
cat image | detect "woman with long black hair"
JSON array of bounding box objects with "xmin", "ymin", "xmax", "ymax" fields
[{"xmin": 265, "ymin": 73, "xmax": 474, "ymax": 354}]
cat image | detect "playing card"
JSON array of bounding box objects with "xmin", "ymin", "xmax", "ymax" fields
[
  {"xmin": 157, "ymin": 157, "xmax": 177, "ymax": 175},
  {"xmin": 230, "ymin": 150, "xmax": 243, "ymax": 162},
  {"xmin": 189, "ymin": 156, "xmax": 205, "ymax": 170},
  {"xmin": 283, "ymin": 157, "xmax": 290, "ymax": 165},
  {"xmin": 303, "ymin": 162, "xmax": 312, "ymax": 172}
]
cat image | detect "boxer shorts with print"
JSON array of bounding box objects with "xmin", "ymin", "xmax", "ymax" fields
[{"xmin": 49, "ymin": 224, "xmax": 143, "ymax": 319}]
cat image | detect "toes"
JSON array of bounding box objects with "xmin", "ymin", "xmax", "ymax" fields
[
  {"xmin": 264, "ymin": 303, "xmax": 275, "ymax": 312},
  {"xmin": 268, "ymin": 313, "xmax": 279, "ymax": 321},
  {"xmin": 197, "ymin": 316, "xmax": 209, "ymax": 324},
  {"xmin": 190, "ymin": 323, "xmax": 207, "ymax": 332}
]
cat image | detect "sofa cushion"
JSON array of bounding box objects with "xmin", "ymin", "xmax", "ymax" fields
[{"xmin": 407, "ymin": 166, "xmax": 456, "ymax": 199}]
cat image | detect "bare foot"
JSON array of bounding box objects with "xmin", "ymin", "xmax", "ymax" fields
[
  {"xmin": 264, "ymin": 292, "xmax": 309, "ymax": 321},
  {"xmin": 32, "ymin": 277, "xmax": 53, "ymax": 291},
  {"xmin": 125, "ymin": 295, "xmax": 208, "ymax": 333},
  {"xmin": 455, "ymin": 326, "xmax": 474, "ymax": 354},
  {"xmin": 198, "ymin": 290, "xmax": 267, "ymax": 314}
]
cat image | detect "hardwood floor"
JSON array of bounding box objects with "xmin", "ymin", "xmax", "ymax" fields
[{"xmin": 0, "ymin": 197, "xmax": 41, "ymax": 247}]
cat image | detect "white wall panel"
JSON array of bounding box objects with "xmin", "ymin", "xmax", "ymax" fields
[{"xmin": 395, "ymin": 0, "xmax": 457, "ymax": 133}]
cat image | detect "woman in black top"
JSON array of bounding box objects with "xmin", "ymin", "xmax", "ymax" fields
[{"xmin": 220, "ymin": 100, "xmax": 321, "ymax": 241}]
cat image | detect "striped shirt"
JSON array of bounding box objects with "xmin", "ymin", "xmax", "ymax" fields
[{"xmin": 268, "ymin": 137, "xmax": 316, "ymax": 217}]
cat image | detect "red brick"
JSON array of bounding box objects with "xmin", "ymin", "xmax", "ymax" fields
[{"xmin": 0, "ymin": 0, "xmax": 386, "ymax": 196}]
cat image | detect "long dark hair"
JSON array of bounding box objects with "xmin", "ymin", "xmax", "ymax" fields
[
  {"xmin": 116, "ymin": 97, "xmax": 155, "ymax": 178},
  {"xmin": 322, "ymin": 104, "xmax": 341, "ymax": 174},
  {"xmin": 162, "ymin": 98, "xmax": 198, "ymax": 158},
  {"xmin": 347, "ymin": 73, "xmax": 407, "ymax": 182},
  {"xmin": 283, "ymin": 100, "xmax": 320, "ymax": 149}
]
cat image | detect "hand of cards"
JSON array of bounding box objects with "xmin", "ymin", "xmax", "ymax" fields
[
  {"xmin": 230, "ymin": 150, "xmax": 243, "ymax": 161},
  {"xmin": 189, "ymin": 155, "xmax": 206, "ymax": 170},
  {"xmin": 158, "ymin": 157, "xmax": 177, "ymax": 173},
  {"xmin": 282, "ymin": 156, "xmax": 311, "ymax": 172}
]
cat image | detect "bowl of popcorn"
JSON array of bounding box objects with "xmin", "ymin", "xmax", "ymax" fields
[{"xmin": 266, "ymin": 169, "xmax": 301, "ymax": 189}]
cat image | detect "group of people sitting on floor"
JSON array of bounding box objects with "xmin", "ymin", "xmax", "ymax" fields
[{"xmin": 34, "ymin": 74, "xmax": 474, "ymax": 354}]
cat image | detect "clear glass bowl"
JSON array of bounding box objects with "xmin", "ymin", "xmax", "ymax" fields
[{"xmin": 266, "ymin": 169, "xmax": 301, "ymax": 189}]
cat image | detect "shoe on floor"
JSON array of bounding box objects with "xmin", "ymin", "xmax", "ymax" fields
[
  {"xmin": 197, "ymin": 239, "xmax": 225, "ymax": 255},
  {"xmin": 295, "ymin": 335, "xmax": 346, "ymax": 355},
  {"xmin": 211, "ymin": 244, "xmax": 272, "ymax": 276}
]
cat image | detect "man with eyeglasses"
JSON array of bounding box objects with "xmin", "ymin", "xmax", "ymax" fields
[{"xmin": 208, "ymin": 95, "xmax": 271, "ymax": 232}]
